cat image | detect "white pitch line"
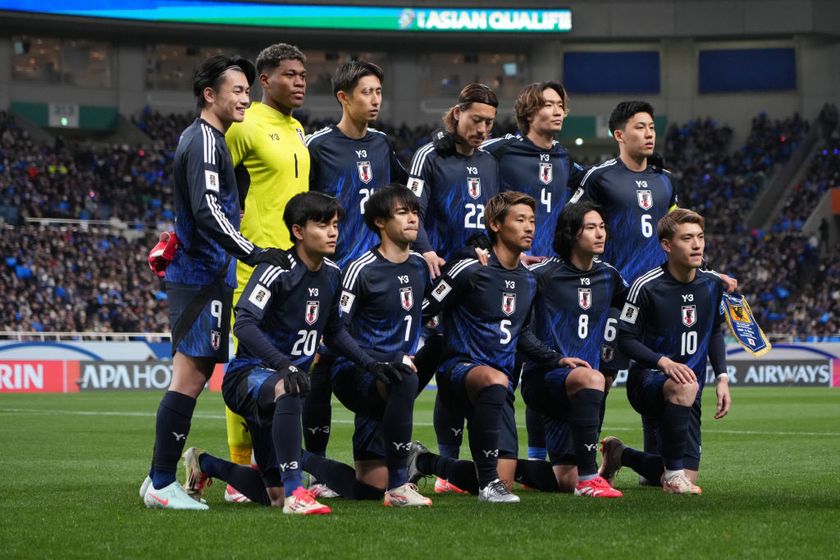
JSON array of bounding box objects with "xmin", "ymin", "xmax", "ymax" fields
[{"xmin": 0, "ymin": 407, "xmax": 838, "ymax": 437}]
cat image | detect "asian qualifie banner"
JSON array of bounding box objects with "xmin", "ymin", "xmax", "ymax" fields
[{"xmin": 0, "ymin": 2, "xmax": 572, "ymax": 33}]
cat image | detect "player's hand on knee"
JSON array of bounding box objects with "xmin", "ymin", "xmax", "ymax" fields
[
  {"xmin": 281, "ymin": 365, "xmax": 309, "ymax": 395},
  {"xmin": 657, "ymin": 357, "xmax": 696, "ymax": 384},
  {"xmin": 559, "ymin": 357, "xmax": 591, "ymax": 370}
]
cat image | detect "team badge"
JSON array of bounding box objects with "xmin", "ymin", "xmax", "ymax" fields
[
  {"xmin": 539, "ymin": 162, "xmax": 553, "ymax": 185},
  {"xmin": 578, "ymin": 288, "xmax": 592, "ymax": 310},
  {"xmin": 339, "ymin": 290, "xmax": 355, "ymax": 314},
  {"xmin": 467, "ymin": 177, "xmax": 481, "ymax": 200},
  {"xmin": 601, "ymin": 345, "xmax": 615, "ymax": 363},
  {"xmin": 681, "ymin": 305, "xmax": 697, "ymax": 327},
  {"xmin": 357, "ymin": 161, "xmax": 373, "ymax": 184},
  {"xmin": 204, "ymin": 170, "xmax": 219, "ymax": 192},
  {"xmin": 637, "ymin": 190, "xmax": 653, "ymax": 210},
  {"xmin": 400, "ymin": 287, "xmax": 414, "ymax": 311},
  {"xmin": 305, "ymin": 301, "xmax": 320, "ymax": 325},
  {"xmin": 210, "ymin": 330, "xmax": 221, "ymax": 350},
  {"xmin": 407, "ymin": 178, "xmax": 424, "ymax": 197},
  {"xmin": 248, "ymin": 284, "xmax": 271, "ymax": 310},
  {"xmin": 502, "ymin": 292, "xmax": 516, "ymax": 316},
  {"xmin": 432, "ymin": 281, "xmax": 451, "ymax": 301},
  {"xmin": 620, "ymin": 302, "xmax": 639, "ymax": 324}
]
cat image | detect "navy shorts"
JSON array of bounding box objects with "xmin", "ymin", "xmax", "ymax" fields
[
  {"xmin": 521, "ymin": 366, "xmax": 575, "ymax": 465},
  {"xmin": 167, "ymin": 281, "xmax": 232, "ymax": 362},
  {"xmin": 221, "ymin": 365, "xmax": 293, "ymax": 486},
  {"xmin": 437, "ymin": 358, "xmax": 518, "ymax": 458},
  {"xmin": 332, "ymin": 361, "xmax": 387, "ymax": 461},
  {"xmin": 627, "ymin": 369, "xmax": 703, "ymax": 470}
]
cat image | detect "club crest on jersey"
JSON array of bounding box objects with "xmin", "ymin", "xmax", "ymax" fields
[
  {"xmin": 681, "ymin": 305, "xmax": 697, "ymax": 327},
  {"xmin": 467, "ymin": 177, "xmax": 481, "ymax": 200},
  {"xmin": 210, "ymin": 330, "xmax": 221, "ymax": 350},
  {"xmin": 637, "ymin": 190, "xmax": 653, "ymax": 210},
  {"xmin": 578, "ymin": 288, "xmax": 592, "ymax": 310},
  {"xmin": 502, "ymin": 292, "xmax": 516, "ymax": 316},
  {"xmin": 407, "ymin": 178, "xmax": 424, "ymax": 197},
  {"xmin": 305, "ymin": 301, "xmax": 320, "ymax": 325},
  {"xmin": 357, "ymin": 161, "xmax": 373, "ymax": 184},
  {"xmin": 601, "ymin": 345, "xmax": 615, "ymax": 363},
  {"xmin": 539, "ymin": 162, "xmax": 553, "ymax": 185},
  {"xmin": 339, "ymin": 290, "xmax": 355, "ymax": 314},
  {"xmin": 400, "ymin": 287, "xmax": 414, "ymax": 311}
]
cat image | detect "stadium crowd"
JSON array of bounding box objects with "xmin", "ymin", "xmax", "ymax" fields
[{"xmin": 1, "ymin": 107, "xmax": 836, "ymax": 337}]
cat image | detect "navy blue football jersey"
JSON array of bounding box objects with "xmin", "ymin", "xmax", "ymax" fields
[
  {"xmin": 306, "ymin": 126, "xmax": 408, "ymax": 269},
  {"xmin": 528, "ymin": 257, "xmax": 628, "ymax": 368},
  {"xmin": 572, "ymin": 159, "xmax": 678, "ymax": 283},
  {"xmin": 407, "ymin": 143, "xmax": 499, "ymax": 259},
  {"xmin": 482, "ymin": 134, "xmax": 585, "ymax": 257},
  {"xmin": 168, "ymin": 118, "xmax": 258, "ymax": 287},
  {"xmin": 422, "ymin": 254, "xmax": 559, "ymax": 382},
  {"xmin": 619, "ymin": 266, "xmax": 725, "ymax": 387},
  {"xmin": 229, "ymin": 252, "xmax": 343, "ymax": 373},
  {"xmin": 335, "ymin": 249, "xmax": 429, "ymax": 369}
]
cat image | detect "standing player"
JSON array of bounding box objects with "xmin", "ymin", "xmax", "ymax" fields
[
  {"xmin": 519, "ymin": 202, "xmax": 626, "ymax": 497},
  {"xmin": 301, "ymin": 186, "xmax": 430, "ymax": 506},
  {"xmin": 221, "ymin": 43, "xmax": 310, "ymax": 503},
  {"xmin": 482, "ymin": 81, "xmax": 585, "ymax": 258},
  {"xmin": 421, "ymin": 192, "xmax": 573, "ymax": 503},
  {"xmin": 140, "ymin": 55, "xmax": 291, "ymax": 510},
  {"xmin": 406, "ymin": 83, "xmax": 500, "ymax": 493},
  {"xmin": 182, "ymin": 192, "xmax": 389, "ymax": 514},
  {"xmin": 599, "ymin": 209, "xmax": 731, "ymax": 494},
  {"xmin": 303, "ymin": 62, "xmax": 408, "ymax": 483}
]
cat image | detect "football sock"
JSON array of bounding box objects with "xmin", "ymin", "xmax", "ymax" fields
[
  {"xmin": 301, "ymin": 450, "xmax": 382, "ymax": 500},
  {"xmin": 434, "ymin": 392, "xmax": 464, "ymax": 459},
  {"xmin": 302, "ymin": 357, "xmax": 334, "ymax": 457},
  {"xmin": 225, "ymin": 406, "xmax": 252, "ymax": 464},
  {"xmin": 514, "ymin": 459, "xmax": 560, "ymax": 492},
  {"xmin": 642, "ymin": 414, "xmax": 661, "ymax": 454},
  {"xmin": 416, "ymin": 451, "xmax": 479, "ymax": 494},
  {"xmin": 199, "ymin": 452, "xmax": 270, "ymax": 506},
  {"xmin": 525, "ymin": 406, "xmax": 547, "ymax": 461},
  {"xmin": 661, "ymin": 403, "xmax": 691, "ymax": 471},
  {"xmin": 383, "ymin": 374, "xmax": 418, "ymax": 489},
  {"xmin": 468, "ymin": 384, "xmax": 506, "ymax": 488},
  {"xmin": 620, "ymin": 447, "xmax": 664, "ymax": 484},
  {"xmin": 151, "ymin": 390, "xmax": 195, "ymax": 489},
  {"xmin": 414, "ymin": 334, "xmax": 445, "ymax": 392},
  {"xmin": 568, "ymin": 388, "xmax": 604, "ymax": 478},
  {"xmin": 272, "ymin": 394, "xmax": 303, "ymax": 497}
]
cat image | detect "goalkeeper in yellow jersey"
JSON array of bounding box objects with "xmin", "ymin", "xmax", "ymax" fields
[{"xmin": 223, "ymin": 43, "xmax": 309, "ymax": 503}]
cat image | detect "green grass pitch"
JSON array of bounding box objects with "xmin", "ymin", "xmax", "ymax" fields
[{"xmin": 1, "ymin": 387, "xmax": 838, "ymax": 559}]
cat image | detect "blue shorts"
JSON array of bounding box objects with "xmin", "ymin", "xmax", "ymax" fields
[
  {"xmin": 627, "ymin": 368, "xmax": 703, "ymax": 470},
  {"xmin": 167, "ymin": 282, "xmax": 232, "ymax": 362},
  {"xmin": 521, "ymin": 366, "xmax": 575, "ymax": 465},
  {"xmin": 437, "ymin": 358, "xmax": 518, "ymax": 458}
]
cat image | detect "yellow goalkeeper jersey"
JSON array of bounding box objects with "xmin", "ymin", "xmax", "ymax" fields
[{"xmin": 226, "ymin": 101, "xmax": 309, "ymax": 295}]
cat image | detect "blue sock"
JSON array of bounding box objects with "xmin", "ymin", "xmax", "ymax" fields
[
  {"xmin": 434, "ymin": 392, "xmax": 464, "ymax": 459},
  {"xmin": 527, "ymin": 447, "xmax": 548, "ymax": 460},
  {"xmin": 198, "ymin": 452, "xmax": 270, "ymax": 506},
  {"xmin": 273, "ymin": 394, "xmax": 304, "ymax": 498},
  {"xmin": 468, "ymin": 385, "xmax": 506, "ymax": 487},
  {"xmin": 525, "ymin": 406, "xmax": 547, "ymax": 461},
  {"xmin": 661, "ymin": 403, "xmax": 691, "ymax": 471},
  {"xmin": 151, "ymin": 391, "xmax": 195, "ymax": 489}
]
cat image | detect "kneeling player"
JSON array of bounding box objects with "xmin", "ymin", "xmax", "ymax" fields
[
  {"xmin": 600, "ymin": 209, "xmax": 731, "ymax": 494},
  {"xmin": 183, "ymin": 192, "xmax": 387, "ymax": 514},
  {"xmin": 519, "ymin": 202, "xmax": 626, "ymax": 497},
  {"xmin": 300, "ymin": 185, "xmax": 430, "ymax": 507},
  {"xmin": 420, "ymin": 192, "xmax": 572, "ymax": 503}
]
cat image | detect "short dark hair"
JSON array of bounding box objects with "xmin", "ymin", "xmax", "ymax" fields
[
  {"xmin": 485, "ymin": 191, "xmax": 535, "ymax": 242},
  {"xmin": 283, "ymin": 192, "xmax": 344, "ymax": 243},
  {"xmin": 443, "ymin": 82, "xmax": 498, "ymax": 132},
  {"xmin": 363, "ymin": 184, "xmax": 419, "ymax": 236},
  {"xmin": 608, "ymin": 100, "xmax": 655, "ymax": 134},
  {"xmin": 332, "ymin": 60, "xmax": 384, "ymax": 99},
  {"xmin": 256, "ymin": 43, "xmax": 306, "ymax": 75},
  {"xmin": 192, "ymin": 55, "xmax": 255, "ymax": 109},
  {"xmin": 553, "ymin": 201, "xmax": 606, "ymax": 260},
  {"xmin": 515, "ymin": 81, "xmax": 568, "ymax": 135},
  {"xmin": 657, "ymin": 208, "xmax": 705, "ymax": 241}
]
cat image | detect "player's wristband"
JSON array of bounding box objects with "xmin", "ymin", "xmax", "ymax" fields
[{"xmin": 715, "ymin": 373, "xmax": 729, "ymax": 382}]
